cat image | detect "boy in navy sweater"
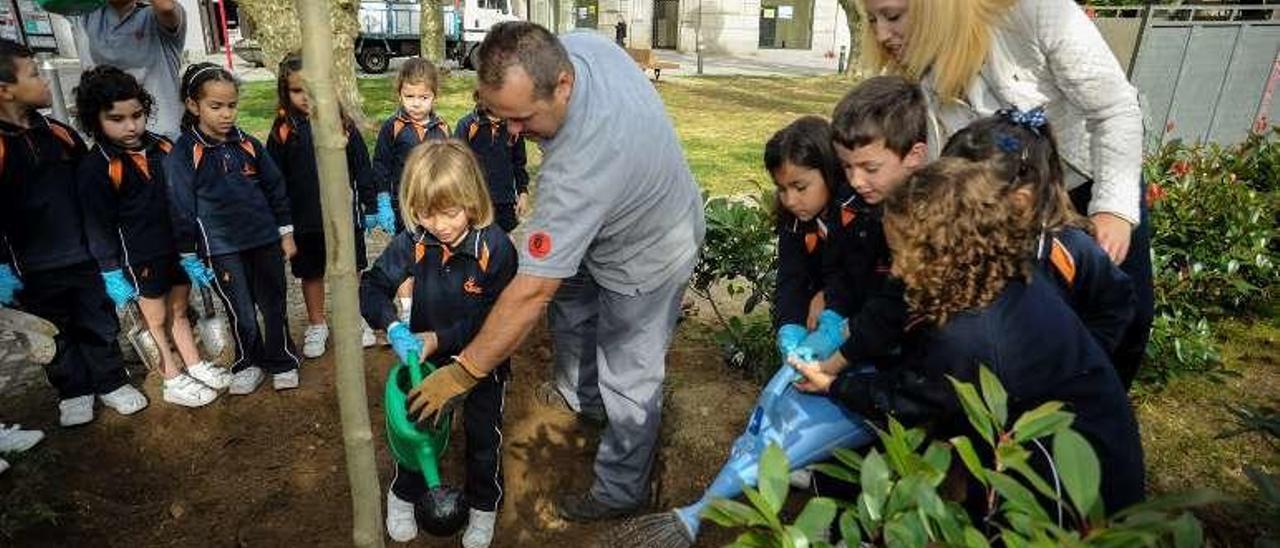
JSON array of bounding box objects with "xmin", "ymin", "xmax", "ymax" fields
[
  {"xmin": 454, "ymin": 91, "xmax": 529, "ymax": 232},
  {"xmin": 0, "ymin": 39, "xmax": 148, "ymax": 426}
]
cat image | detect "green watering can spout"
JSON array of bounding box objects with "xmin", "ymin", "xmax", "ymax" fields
[{"xmin": 384, "ymin": 351, "xmax": 451, "ymax": 488}]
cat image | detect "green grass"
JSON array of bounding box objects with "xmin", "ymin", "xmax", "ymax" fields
[{"xmin": 236, "ymin": 73, "xmax": 851, "ymax": 197}]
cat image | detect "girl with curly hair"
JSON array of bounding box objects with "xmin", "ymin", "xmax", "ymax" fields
[
  {"xmin": 943, "ymin": 110, "xmax": 1139, "ymax": 387},
  {"xmin": 794, "ymin": 157, "xmax": 1145, "ymax": 517}
]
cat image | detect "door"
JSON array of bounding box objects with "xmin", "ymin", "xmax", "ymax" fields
[{"xmin": 652, "ymin": 0, "xmax": 679, "ymax": 49}]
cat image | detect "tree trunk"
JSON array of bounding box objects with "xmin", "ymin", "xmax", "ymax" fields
[
  {"xmin": 237, "ymin": 0, "xmax": 367, "ymax": 125},
  {"xmin": 836, "ymin": 0, "xmax": 861, "ymax": 78},
  {"xmin": 420, "ymin": 0, "xmax": 446, "ymax": 64},
  {"xmin": 296, "ymin": 2, "xmax": 385, "ymax": 546}
]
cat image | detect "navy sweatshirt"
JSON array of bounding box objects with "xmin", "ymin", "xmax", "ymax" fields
[
  {"xmin": 1039, "ymin": 226, "xmax": 1136, "ymax": 355},
  {"xmin": 78, "ymin": 132, "xmax": 177, "ymax": 271},
  {"xmin": 0, "ymin": 113, "xmax": 92, "ymax": 273},
  {"xmin": 361, "ymin": 225, "xmax": 516, "ymax": 364},
  {"xmin": 163, "ymin": 127, "xmax": 291, "ymax": 257},
  {"xmin": 829, "ymin": 270, "xmax": 1145, "ymax": 515},
  {"xmin": 453, "ymin": 108, "xmax": 529, "ymax": 205},
  {"xmin": 773, "ymin": 216, "xmax": 827, "ymax": 328},
  {"xmin": 372, "ymin": 110, "xmax": 448, "ymax": 206},
  {"xmin": 267, "ymin": 114, "xmax": 376, "ymax": 234},
  {"xmin": 820, "ymin": 186, "xmax": 908, "ymax": 363}
]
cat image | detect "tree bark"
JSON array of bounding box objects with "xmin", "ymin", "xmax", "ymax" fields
[
  {"xmin": 296, "ymin": 2, "xmax": 384, "ymax": 546},
  {"xmin": 835, "ymin": 0, "xmax": 862, "ymax": 78},
  {"xmin": 420, "ymin": 0, "xmax": 446, "ymax": 64},
  {"xmin": 237, "ymin": 0, "xmax": 367, "ymax": 125}
]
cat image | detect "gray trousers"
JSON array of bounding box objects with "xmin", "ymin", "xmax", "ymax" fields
[{"xmin": 548, "ymin": 268, "xmax": 688, "ymax": 509}]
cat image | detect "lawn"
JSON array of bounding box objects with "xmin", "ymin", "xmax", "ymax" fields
[
  {"xmin": 236, "ymin": 73, "xmax": 852, "ymax": 197},
  {"xmin": 232, "ymin": 74, "xmax": 1279, "ymax": 544}
]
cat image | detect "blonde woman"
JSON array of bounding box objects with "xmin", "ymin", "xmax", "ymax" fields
[{"xmin": 857, "ymin": 0, "xmax": 1151, "ymax": 387}]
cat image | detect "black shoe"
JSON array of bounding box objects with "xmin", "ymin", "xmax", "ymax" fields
[
  {"xmin": 554, "ymin": 492, "xmax": 640, "ymax": 522},
  {"xmin": 535, "ymin": 381, "xmax": 607, "ymax": 429}
]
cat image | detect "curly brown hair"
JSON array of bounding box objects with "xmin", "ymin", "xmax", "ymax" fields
[{"xmin": 883, "ymin": 158, "xmax": 1036, "ymax": 325}]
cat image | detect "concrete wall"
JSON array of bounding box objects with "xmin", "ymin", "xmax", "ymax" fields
[{"xmin": 576, "ymin": 0, "xmax": 851, "ymax": 54}]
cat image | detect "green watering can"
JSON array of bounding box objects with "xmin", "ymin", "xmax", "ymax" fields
[{"xmin": 384, "ymin": 352, "xmax": 468, "ymax": 536}]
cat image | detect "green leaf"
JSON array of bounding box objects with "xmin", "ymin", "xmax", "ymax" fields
[
  {"xmin": 831, "ymin": 448, "xmax": 863, "ymax": 473},
  {"xmin": 949, "ymin": 375, "xmax": 995, "ymax": 446},
  {"xmin": 963, "ymin": 527, "xmax": 992, "ymax": 548},
  {"xmin": 884, "ymin": 513, "xmax": 928, "ymax": 548},
  {"xmin": 810, "ymin": 463, "xmax": 858, "ymax": 485},
  {"xmin": 988, "ymin": 471, "xmax": 1051, "ymax": 522},
  {"xmin": 742, "ymin": 486, "xmax": 784, "ymax": 532},
  {"xmin": 921, "ymin": 442, "xmax": 953, "ymax": 485},
  {"xmin": 883, "ymin": 419, "xmax": 919, "ymax": 476},
  {"xmin": 1171, "ymin": 512, "xmax": 1204, "ymax": 548},
  {"xmin": 1010, "ymin": 402, "xmax": 1072, "ymax": 443},
  {"xmin": 758, "ymin": 443, "xmax": 789, "ymax": 516},
  {"xmin": 1111, "ymin": 489, "xmax": 1225, "ymax": 520},
  {"xmin": 793, "ymin": 497, "xmax": 838, "ymax": 542},
  {"xmin": 860, "ymin": 450, "xmax": 892, "ymax": 518},
  {"xmin": 1053, "ymin": 430, "xmax": 1101, "ymax": 518},
  {"xmin": 950, "ymin": 436, "xmax": 988, "ymax": 486},
  {"xmin": 838, "ymin": 509, "xmax": 862, "ymax": 546},
  {"xmin": 704, "ymin": 498, "xmax": 769, "ymax": 528},
  {"xmin": 729, "ymin": 530, "xmax": 774, "ymax": 548},
  {"xmin": 978, "ymin": 366, "xmax": 1009, "ymax": 428},
  {"xmin": 783, "ymin": 525, "xmax": 810, "ymax": 548},
  {"xmin": 1004, "ymin": 450, "xmax": 1062, "ymax": 502}
]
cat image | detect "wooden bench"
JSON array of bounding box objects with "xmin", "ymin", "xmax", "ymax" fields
[{"xmin": 626, "ymin": 48, "xmax": 680, "ymax": 80}]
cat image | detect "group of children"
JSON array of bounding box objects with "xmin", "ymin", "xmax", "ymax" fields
[
  {"xmin": 0, "ymin": 38, "xmax": 526, "ymax": 547},
  {"xmin": 767, "ymin": 75, "xmax": 1145, "ymax": 522}
]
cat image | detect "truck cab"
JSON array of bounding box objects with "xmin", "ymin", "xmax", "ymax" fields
[{"xmin": 356, "ymin": 0, "xmax": 520, "ymax": 73}]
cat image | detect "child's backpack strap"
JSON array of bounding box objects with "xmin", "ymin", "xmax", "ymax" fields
[
  {"xmin": 274, "ymin": 118, "xmax": 293, "ymax": 144},
  {"xmin": 0, "ymin": 137, "xmax": 7, "ymax": 181},
  {"xmin": 239, "ymin": 139, "xmax": 256, "ymax": 159},
  {"xmin": 1049, "ymin": 236, "xmax": 1077, "ymax": 286},
  {"xmin": 191, "ymin": 142, "xmax": 206, "ymax": 171},
  {"xmin": 48, "ymin": 123, "xmax": 76, "ymax": 150},
  {"xmin": 108, "ymin": 157, "xmax": 125, "ymax": 190}
]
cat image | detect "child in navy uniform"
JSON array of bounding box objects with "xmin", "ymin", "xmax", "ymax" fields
[
  {"xmin": 372, "ymin": 58, "xmax": 450, "ymax": 323},
  {"xmin": 942, "ymin": 110, "xmax": 1136, "ymax": 378},
  {"xmin": 165, "ymin": 63, "xmax": 300, "ymax": 395},
  {"xmin": 796, "ymin": 158, "xmax": 1146, "ymax": 518},
  {"xmin": 0, "ymin": 40, "xmax": 148, "ymax": 426},
  {"xmin": 76, "ymin": 65, "xmax": 229, "ymax": 408},
  {"xmin": 268, "ymin": 53, "xmax": 378, "ymax": 358},
  {"xmin": 361, "ymin": 141, "xmax": 516, "ymax": 546},
  {"xmin": 454, "ymin": 91, "xmax": 529, "ymax": 232}
]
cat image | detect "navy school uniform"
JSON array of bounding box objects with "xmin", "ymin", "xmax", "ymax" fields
[
  {"xmin": 774, "ymin": 216, "xmax": 827, "ymax": 328},
  {"xmin": 268, "ymin": 113, "xmax": 376, "ymax": 278},
  {"xmin": 820, "ymin": 186, "xmax": 908, "ymax": 362},
  {"xmin": 360, "ymin": 225, "xmax": 517, "ymax": 512},
  {"xmin": 828, "ymin": 269, "xmax": 1145, "ymax": 516},
  {"xmin": 372, "ymin": 110, "xmax": 449, "ymax": 232},
  {"xmin": 78, "ymin": 132, "xmax": 185, "ymax": 298},
  {"xmin": 0, "ymin": 113, "xmax": 128, "ymax": 399},
  {"xmin": 454, "ymin": 108, "xmax": 529, "ymax": 232},
  {"xmin": 164, "ymin": 127, "xmax": 299, "ymax": 374},
  {"xmin": 1039, "ymin": 226, "xmax": 1136, "ymax": 358}
]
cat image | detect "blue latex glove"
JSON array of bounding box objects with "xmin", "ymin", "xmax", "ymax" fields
[
  {"xmin": 792, "ymin": 310, "xmax": 847, "ymax": 362},
  {"xmin": 776, "ymin": 324, "xmax": 807, "ymax": 358},
  {"xmin": 376, "ymin": 192, "xmax": 397, "ymax": 234},
  {"xmin": 387, "ymin": 321, "xmax": 423, "ymax": 365},
  {"xmin": 100, "ymin": 269, "xmax": 137, "ymax": 308},
  {"xmin": 363, "ymin": 214, "xmax": 379, "ymax": 235},
  {"xmin": 179, "ymin": 254, "xmax": 214, "ymax": 288},
  {"xmin": 0, "ymin": 264, "xmax": 22, "ymax": 306}
]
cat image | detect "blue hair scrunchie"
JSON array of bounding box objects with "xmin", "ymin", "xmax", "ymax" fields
[{"xmin": 999, "ymin": 106, "xmax": 1048, "ymax": 133}]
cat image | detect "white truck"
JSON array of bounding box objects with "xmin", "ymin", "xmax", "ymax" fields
[{"xmin": 355, "ymin": 0, "xmax": 521, "ymax": 73}]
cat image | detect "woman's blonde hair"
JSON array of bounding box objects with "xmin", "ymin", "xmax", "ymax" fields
[
  {"xmin": 399, "ymin": 140, "xmax": 495, "ymax": 230},
  {"xmin": 882, "ymin": 157, "xmax": 1034, "ymax": 325},
  {"xmin": 859, "ymin": 0, "xmax": 1017, "ymax": 103}
]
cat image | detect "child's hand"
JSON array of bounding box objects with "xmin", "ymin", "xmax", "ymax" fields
[
  {"xmin": 820, "ymin": 351, "xmax": 849, "ymax": 375},
  {"xmin": 281, "ymin": 233, "xmax": 297, "ymax": 260},
  {"xmin": 516, "ymin": 192, "xmax": 529, "ymax": 217},
  {"xmin": 805, "ymin": 292, "xmax": 825, "ymax": 331},
  {"xmin": 421, "ymin": 332, "xmax": 439, "ymax": 359},
  {"xmin": 789, "ymin": 355, "xmax": 835, "ymax": 394}
]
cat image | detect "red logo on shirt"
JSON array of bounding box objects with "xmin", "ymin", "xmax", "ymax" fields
[{"xmin": 528, "ymin": 231, "xmax": 552, "ymax": 259}]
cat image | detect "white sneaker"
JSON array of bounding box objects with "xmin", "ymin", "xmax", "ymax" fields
[
  {"xmin": 361, "ymin": 320, "xmax": 377, "ymax": 348},
  {"xmin": 163, "ymin": 374, "xmax": 218, "ymax": 407},
  {"xmin": 385, "ymin": 490, "xmax": 418, "ymax": 542},
  {"xmin": 228, "ymin": 367, "xmax": 265, "ymax": 395},
  {"xmin": 0, "ymin": 423, "xmax": 44, "ymax": 453},
  {"xmin": 99, "ymin": 384, "xmax": 149, "ymax": 416},
  {"xmin": 187, "ymin": 361, "xmax": 232, "ymax": 391},
  {"xmin": 272, "ymin": 370, "xmax": 299, "ymax": 391},
  {"xmin": 0, "ymin": 457, "xmax": 8, "ymax": 475},
  {"xmin": 302, "ymin": 324, "xmax": 329, "ymax": 358},
  {"xmin": 462, "ymin": 508, "xmax": 497, "ymax": 548},
  {"xmin": 59, "ymin": 395, "xmax": 94, "ymax": 427},
  {"xmin": 789, "ymin": 467, "xmax": 814, "ymax": 489}
]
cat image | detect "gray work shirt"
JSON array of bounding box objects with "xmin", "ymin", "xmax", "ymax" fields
[
  {"xmin": 79, "ymin": 1, "xmax": 186, "ymax": 139},
  {"xmin": 518, "ymin": 32, "xmax": 705, "ymax": 295}
]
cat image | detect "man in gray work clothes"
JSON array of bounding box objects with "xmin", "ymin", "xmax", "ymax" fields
[
  {"xmin": 78, "ymin": 0, "xmax": 186, "ymax": 138},
  {"xmin": 404, "ymin": 21, "xmax": 705, "ymax": 521}
]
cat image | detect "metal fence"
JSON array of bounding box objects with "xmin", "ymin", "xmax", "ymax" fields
[{"xmin": 1094, "ymin": 4, "xmax": 1280, "ymax": 150}]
